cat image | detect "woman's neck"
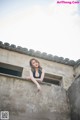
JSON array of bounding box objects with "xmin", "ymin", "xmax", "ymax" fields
[{"xmin": 35, "ymin": 68, "xmax": 38, "ymax": 71}]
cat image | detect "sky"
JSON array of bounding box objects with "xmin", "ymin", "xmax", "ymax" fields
[{"xmin": 0, "ymin": 0, "xmax": 80, "ymax": 61}]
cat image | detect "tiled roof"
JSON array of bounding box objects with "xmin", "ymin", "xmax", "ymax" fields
[{"xmin": 0, "ymin": 41, "xmax": 80, "ymax": 66}]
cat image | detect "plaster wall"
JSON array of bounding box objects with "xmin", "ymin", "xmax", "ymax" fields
[
  {"xmin": 0, "ymin": 48, "xmax": 74, "ymax": 89},
  {"xmin": 0, "ymin": 74, "xmax": 70, "ymax": 120},
  {"xmin": 74, "ymin": 64, "xmax": 80, "ymax": 78},
  {"xmin": 68, "ymin": 76, "xmax": 80, "ymax": 120}
]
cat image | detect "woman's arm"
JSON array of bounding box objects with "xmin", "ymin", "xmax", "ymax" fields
[{"xmin": 29, "ymin": 70, "xmax": 41, "ymax": 90}]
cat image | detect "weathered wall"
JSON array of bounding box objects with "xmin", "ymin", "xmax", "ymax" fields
[
  {"xmin": 0, "ymin": 48, "xmax": 74, "ymax": 89},
  {"xmin": 68, "ymin": 76, "xmax": 80, "ymax": 120},
  {"xmin": 74, "ymin": 63, "xmax": 80, "ymax": 78},
  {"xmin": 0, "ymin": 74, "xmax": 70, "ymax": 120}
]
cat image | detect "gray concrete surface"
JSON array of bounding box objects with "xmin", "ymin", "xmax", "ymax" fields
[
  {"xmin": 0, "ymin": 74, "xmax": 70, "ymax": 120},
  {"xmin": 68, "ymin": 75, "xmax": 80, "ymax": 120}
]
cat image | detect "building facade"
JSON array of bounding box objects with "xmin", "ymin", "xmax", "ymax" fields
[
  {"xmin": 0, "ymin": 41, "xmax": 80, "ymax": 89},
  {"xmin": 0, "ymin": 41, "xmax": 80, "ymax": 120}
]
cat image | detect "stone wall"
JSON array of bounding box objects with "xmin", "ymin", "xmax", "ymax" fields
[
  {"xmin": 73, "ymin": 60, "xmax": 80, "ymax": 78},
  {"xmin": 0, "ymin": 48, "xmax": 74, "ymax": 89},
  {"xmin": 0, "ymin": 74, "xmax": 70, "ymax": 120},
  {"xmin": 68, "ymin": 75, "xmax": 80, "ymax": 120}
]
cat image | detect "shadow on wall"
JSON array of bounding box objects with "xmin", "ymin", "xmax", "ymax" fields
[{"xmin": 68, "ymin": 75, "xmax": 80, "ymax": 120}]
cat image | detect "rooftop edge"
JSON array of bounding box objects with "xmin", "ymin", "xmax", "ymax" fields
[{"xmin": 0, "ymin": 41, "xmax": 80, "ymax": 66}]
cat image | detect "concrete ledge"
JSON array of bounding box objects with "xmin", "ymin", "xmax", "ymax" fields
[{"xmin": 0, "ymin": 73, "xmax": 52, "ymax": 86}]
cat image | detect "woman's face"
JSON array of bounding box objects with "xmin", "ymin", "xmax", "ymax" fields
[{"xmin": 31, "ymin": 59, "xmax": 39, "ymax": 68}]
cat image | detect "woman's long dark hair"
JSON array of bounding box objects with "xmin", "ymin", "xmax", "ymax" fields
[{"xmin": 29, "ymin": 58, "xmax": 42, "ymax": 72}]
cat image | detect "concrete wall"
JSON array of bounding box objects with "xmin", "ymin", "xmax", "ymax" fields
[
  {"xmin": 68, "ymin": 76, "xmax": 80, "ymax": 120},
  {"xmin": 0, "ymin": 48, "xmax": 74, "ymax": 89},
  {"xmin": 74, "ymin": 64, "xmax": 80, "ymax": 78},
  {"xmin": 0, "ymin": 74, "xmax": 70, "ymax": 120}
]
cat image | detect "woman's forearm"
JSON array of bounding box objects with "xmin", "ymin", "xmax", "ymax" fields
[
  {"xmin": 30, "ymin": 77, "xmax": 41, "ymax": 91},
  {"xmin": 31, "ymin": 77, "xmax": 40, "ymax": 86},
  {"xmin": 36, "ymin": 78, "xmax": 43, "ymax": 82}
]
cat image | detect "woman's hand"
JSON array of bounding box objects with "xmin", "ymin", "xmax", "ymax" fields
[{"xmin": 37, "ymin": 84, "xmax": 41, "ymax": 91}]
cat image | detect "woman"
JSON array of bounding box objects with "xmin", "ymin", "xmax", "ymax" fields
[{"xmin": 27, "ymin": 58, "xmax": 45, "ymax": 91}]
